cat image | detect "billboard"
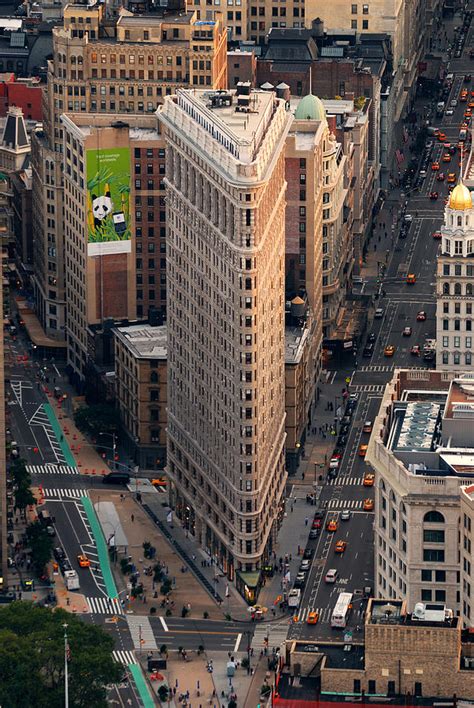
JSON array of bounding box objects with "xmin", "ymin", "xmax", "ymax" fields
[{"xmin": 86, "ymin": 147, "xmax": 132, "ymax": 256}]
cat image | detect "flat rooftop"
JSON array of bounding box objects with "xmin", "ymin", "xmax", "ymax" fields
[
  {"xmin": 444, "ymin": 378, "xmax": 474, "ymax": 419},
  {"xmin": 61, "ymin": 113, "xmax": 160, "ymax": 140},
  {"xmin": 285, "ymin": 325, "xmax": 309, "ymax": 364},
  {"xmin": 368, "ymin": 599, "xmax": 457, "ymax": 629},
  {"xmin": 114, "ymin": 324, "xmax": 167, "ymax": 360},
  {"xmin": 391, "ymin": 401, "xmax": 441, "ymax": 452},
  {"xmin": 292, "ymin": 641, "xmax": 365, "ymax": 670}
]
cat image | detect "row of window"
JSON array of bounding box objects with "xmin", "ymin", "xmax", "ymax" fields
[
  {"xmin": 441, "ymin": 318, "xmax": 473, "ymax": 331},
  {"xmin": 441, "ymin": 335, "xmax": 473, "ymax": 348},
  {"xmin": 442, "ymin": 263, "xmax": 474, "ymax": 276},
  {"xmin": 441, "ymin": 281, "xmax": 474, "ymax": 295},
  {"xmin": 441, "ymin": 351, "xmax": 472, "ymax": 365}
]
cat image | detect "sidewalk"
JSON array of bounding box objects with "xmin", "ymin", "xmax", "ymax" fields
[{"xmin": 88, "ymin": 489, "xmax": 222, "ymax": 619}]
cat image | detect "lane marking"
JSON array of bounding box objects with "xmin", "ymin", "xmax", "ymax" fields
[
  {"xmin": 233, "ymin": 632, "xmax": 242, "ymax": 653},
  {"xmin": 159, "ymin": 616, "xmax": 168, "ymax": 632}
]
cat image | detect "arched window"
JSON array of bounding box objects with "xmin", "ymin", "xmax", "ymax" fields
[
  {"xmin": 443, "ymin": 282, "xmax": 450, "ymax": 295},
  {"xmin": 424, "ymin": 510, "xmax": 445, "ymax": 523},
  {"xmin": 455, "ymin": 282, "xmax": 462, "ymax": 295},
  {"xmin": 467, "ymin": 283, "xmax": 473, "ymax": 296},
  {"xmin": 379, "ymin": 479, "xmax": 386, "ymax": 491},
  {"xmin": 150, "ymin": 371, "xmax": 158, "ymax": 383},
  {"xmin": 400, "ymin": 502, "xmax": 406, "ymax": 516},
  {"xmin": 390, "ymin": 490, "xmax": 397, "ymax": 504}
]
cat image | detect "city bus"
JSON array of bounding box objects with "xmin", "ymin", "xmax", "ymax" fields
[{"xmin": 331, "ymin": 592, "xmax": 353, "ymax": 628}]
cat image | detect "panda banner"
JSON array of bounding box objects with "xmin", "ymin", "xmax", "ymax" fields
[{"xmin": 86, "ymin": 147, "xmax": 132, "ymax": 256}]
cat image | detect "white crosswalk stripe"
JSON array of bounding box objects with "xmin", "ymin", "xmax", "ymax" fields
[
  {"xmin": 359, "ymin": 365, "xmax": 394, "ymax": 372},
  {"xmin": 113, "ymin": 650, "xmax": 137, "ymax": 665},
  {"xmin": 251, "ymin": 621, "xmax": 290, "ymax": 651},
  {"xmin": 86, "ymin": 596, "xmax": 123, "ymax": 615},
  {"xmin": 328, "ymin": 499, "xmax": 364, "ymax": 510},
  {"xmin": 27, "ymin": 464, "xmax": 79, "ymax": 475},
  {"xmin": 327, "ymin": 477, "xmax": 363, "ymax": 486},
  {"xmin": 127, "ymin": 616, "xmax": 157, "ymax": 650},
  {"xmin": 41, "ymin": 488, "xmax": 84, "ymax": 500},
  {"xmin": 351, "ymin": 384, "xmax": 385, "ymax": 393}
]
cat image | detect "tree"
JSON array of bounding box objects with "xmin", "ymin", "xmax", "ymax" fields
[
  {"xmin": 15, "ymin": 482, "xmax": 36, "ymax": 514},
  {"xmin": 74, "ymin": 404, "xmax": 120, "ymax": 438},
  {"xmin": 10, "ymin": 458, "xmax": 30, "ymax": 487},
  {"xmin": 25, "ymin": 521, "xmax": 54, "ymax": 575},
  {"xmin": 0, "ymin": 602, "xmax": 122, "ymax": 708}
]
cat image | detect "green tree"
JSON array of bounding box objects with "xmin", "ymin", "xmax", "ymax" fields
[
  {"xmin": 10, "ymin": 458, "xmax": 30, "ymax": 487},
  {"xmin": 74, "ymin": 404, "xmax": 120, "ymax": 438},
  {"xmin": 0, "ymin": 603, "xmax": 122, "ymax": 708},
  {"xmin": 15, "ymin": 481, "xmax": 35, "ymax": 514},
  {"xmin": 25, "ymin": 521, "xmax": 53, "ymax": 575}
]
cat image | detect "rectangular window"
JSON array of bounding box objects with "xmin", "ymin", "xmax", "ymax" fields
[
  {"xmin": 421, "ymin": 569, "xmax": 432, "ymax": 581},
  {"xmin": 421, "ymin": 589, "xmax": 432, "ymax": 601},
  {"xmin": 351, "ymin": 3, "xmax": 357, "ymax": 11},
  {"xmin": 423, "ymin": 549, "xmax": 445, "ymax": 562},
  {"xmin": 424, "ymin": 529, "xmax": 445, "ymax": 543}
]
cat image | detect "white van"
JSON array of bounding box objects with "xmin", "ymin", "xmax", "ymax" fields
[
  {"xmin": 436, "ymin": 101, "xmax": 445, "ymax": 115},
  {"xmin": 325, "ymin": 569, "xmax": 338, "ymax": 583}
]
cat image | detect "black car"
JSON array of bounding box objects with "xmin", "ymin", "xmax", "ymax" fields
[
  {"xmin": 363, "ymin": 344, "xmax": 374, "ymax": 357},
  {"xmin": 313, "ymin": 510, "xmax": 324, "ymax": 520},
  {"xmin": 337, "ymin": 434, "xmax": 347, "ymax": 447},
  {"xmin": 341, "ymin": 414, "xmax": 352, "ymax": 425},
  {"xmin": 303, "ymin": 548, "xmax": 315, "ymax": 560},
  {"xmin": 309, "ymin": 528, "xmax": 320, "ymax": 539},
  {"xmin": 340, "ymin": 424, "xmax": 349, "ymax": 436},
  {"xmin": 367, "ymin": 332, "xmax": 376, "ymax": 343},
  {"xmin": 465, "ymin": 74, "xmax": 472, "ymax": 82},
  {"xmin": 54, "ymin": 547, "xmax": 65, "ymax": 562}
]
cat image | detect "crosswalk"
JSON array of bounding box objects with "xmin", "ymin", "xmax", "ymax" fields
[
  {"xmin": 328, "ymin": 499, "xmax": 370, "ymax": 510},
  {"xmin": 351, "ymin": 384, "xmax": 385, "ymax": 394},
  {"xmin": 359, "ymin": 365, "xmax": 394, "ymax": 372},
  {"xmin": 327, "ymin": 477, "xmax": 363, "ymax": 486},
  {"xmin": 86, "ymin": 596, "xmax": 123, "ymax": 615},
  {"xmin": 295, "ymin": 607, "xmax": 332, "ymax": 624},
  {"xmin": 127, "ymin": 616, "xmax": 157, "ymax": 650},
  {"xmin": 113, "ymin": 650, "xmax": 137, "ymax": 666},
  {"xmin": 41, "ymin": 488, "xmax": 85, "ymax": 500},
  {"xmin": 251, "ymin": 621, "xmax": 290, "ymax": 651},
  {"xmin": 27, "ymin": 464, "xmax": 79, "ymax": 476}
]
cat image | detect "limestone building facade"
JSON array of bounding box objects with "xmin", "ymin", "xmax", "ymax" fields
[{"xmin": 159, "ymin": 88, "xmax": 291, "ymax": 594}]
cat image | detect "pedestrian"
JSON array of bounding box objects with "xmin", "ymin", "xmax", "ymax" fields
[
  {"xmin": 305, "ymin": 517, "xmax": 309, "ymax": 526},
  {"xmin": 131, "ymin": 514, "xmax": 134, "ymax": 523}
]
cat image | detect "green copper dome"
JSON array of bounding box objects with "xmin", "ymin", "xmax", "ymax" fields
[{"xmin": 294, "ymin": 94, "xmax": 326, "ymax": 121}]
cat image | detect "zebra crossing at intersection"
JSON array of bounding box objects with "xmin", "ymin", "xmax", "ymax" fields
[
  {"xmin": 327, "ymin": 477, "xmax": 363, "ymax": 486},
  {"xmin": 86, "ymin": 596, "xmax": 123, "ymax": 615},
  {"xmin": 112, "ymin": 650, "xmax": 137, "ymax": 665},
  {"xmin": 296, "ymin": 607, "xmax": 332, "ymax": 624},
  {"xmin": 27, "ymin": 464, "xmax": 79, "ymax": 476},
  {"xmin": 359, "ymin": 365, "xmax": 394, "ymax": 373},
  {"xmin": 41, "ymin": 488, "xmax": 84, "ymax": 500},
  {"xmin": 327, "ymin": 499, "xmax": 365, "ymax": 510},
  {"xmin": 351, "ymin": 384, "xmax": 385, "ymax": 394}
]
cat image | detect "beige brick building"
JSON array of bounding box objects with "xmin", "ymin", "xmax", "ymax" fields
[
  {"xmin": 286, "ymin": 599, "xmax": 474, "ymax": 700},
  {"xmin": 159, "ymin": 88, "xmax": 291, "ymax": 597},
  {"xmin": 60, "ymin": 114, "xmax": 161, "ymax": 381},
  {"xmin": 32, "ymin": 3, "xmax": 227, "ymax": 343},
  {"xmin": 114, "ymin": 323, "xmax": 167, "ymax": 471}
]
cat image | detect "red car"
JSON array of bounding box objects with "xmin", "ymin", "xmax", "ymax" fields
[
  {"xmin": 429, "ymin": 191, "xmax": 439, "ymax": 200},
  {"xmin": 312, "ymin": 518, "xmax": 322, "ymax": 529},
  {"xmin": 432, "ymin": 231, "xmax": 442, "ymax": 240},
  {"xmin": 436, "ymin": 172, "xmax": 445, "ymax": 182},
  {"xmin": 411, "ymin": 345, "xmax": 421, "ymax": 356},
  {"xmin": 417, "ymin": 311, "xmax": 427, "ymax": 321}
]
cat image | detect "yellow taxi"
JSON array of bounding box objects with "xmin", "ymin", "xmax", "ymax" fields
[
  {"xmin": 77, "ymin": 554, "xmax": 91, "ymax": 568},
  {"xmin": 384, "ymin": 345, "xmax": 396, "ymax": 357},
  {"xmin": 465, "ymin": 109, "xmax": 473, "ymax": 119},
  {"xmin": 363, "ymin": 473, "xmax": 375, "ymax": 487},
  {"xmin": 151, "ymin": 477, "xmax": 167, "ymax": 488},
  {"xmin": 358, "ymin": 444, "xmax": 368, "ymax": 457},
  {"xmin": 363, "ymin": 499, "xmax": 374, "ymax": 511},
  {"xmin": 431, "ymin": 161, "xmax": 440, "ymax": 171},
  {"xmin": 335, "ymin": 540, "xmax": 347, "ymax": 554},
  {"xmin": 447, "ymin": 172, "xmax": 457, "ymax": 184},
  {"xmin": 442, "ymin": 153, "xmax": 451, "ymax": 162},
  {"xmin": 307, "ymin": 611, "xmax": 319, "ymax": 624},
  {"xmin": 460, "ymin": 90, "xmax": 468, "ymax": 101},
  {"xmin": 406, "ymin": 273, "xmax": 416, "ymax": 284},
  {"xmin": 326, "ymin": 519, "xmax": 338, "ymax": 532},
  {"xmin": 437, "ymin": 132, "xmax": 447, "ymax": 142}
]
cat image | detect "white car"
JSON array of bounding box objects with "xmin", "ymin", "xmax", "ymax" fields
[
  {"xmin": 450, "ymin": 99, "xmax": 458, "ymax": 107},
  {"xmin": 300, "ymin": 559, "xmax": 311, "ymax": 571},
  {"xmin": 374, "ymin": 308, "xmax": 384, "ymax": 319},
  {"xmin": 325, "ymin": 568, "xmax": 338, "ymax": 583},
  {"xmin": 446, "ymin": 108, "xmax": 455, "ymax": 116}
]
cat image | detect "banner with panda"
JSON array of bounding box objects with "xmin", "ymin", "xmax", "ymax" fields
[{"xmin": 86, "ymin": 147, "xmax": 132, "ymax": 256}]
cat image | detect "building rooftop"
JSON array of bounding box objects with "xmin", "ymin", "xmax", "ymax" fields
[
  {"xmin": 285, "ymin": 325, "xmax": 309, "ymax": 364},
  {"xmin": 368, "ymin": 599, "xmax": 456, "ymax": 629},
  {"xmin": 291, "ymin": 641, "xmax": 365, "ymax": 670},
  {"xmin": 114, "ymin": 324, "xmax": 167, "ymax": 360},
  {"xmin": 61, "ymin": 113, "xmax": 160, "ymax": 140},
  {"xmin": 444, "ymin": 377, "xmax": 474, "ymax": 419},
  {"xmin": 391, "ymin": 401, "xmax": 442, "ymax": 452}
]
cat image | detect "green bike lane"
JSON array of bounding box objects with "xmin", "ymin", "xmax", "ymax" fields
[{"xmin": 81, "ymin": 496, "xmax": 156, "ymax": 707}]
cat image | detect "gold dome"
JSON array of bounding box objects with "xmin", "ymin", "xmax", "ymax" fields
[{"xmin": 449, "ymin": 182, "xmax": 473, "ymax": 210}]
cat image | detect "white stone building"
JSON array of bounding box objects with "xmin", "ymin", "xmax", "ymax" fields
[
  {"xmin": 436, "ymin": 182, "xmax": 474, "ymax": 372},
  {"xmin": 366, "ymin": 369, "xmax": 474, "ymax": 616},
  {"xmin": 158, "ymin": 88, "xmax": 292, "ymax": 599}
]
